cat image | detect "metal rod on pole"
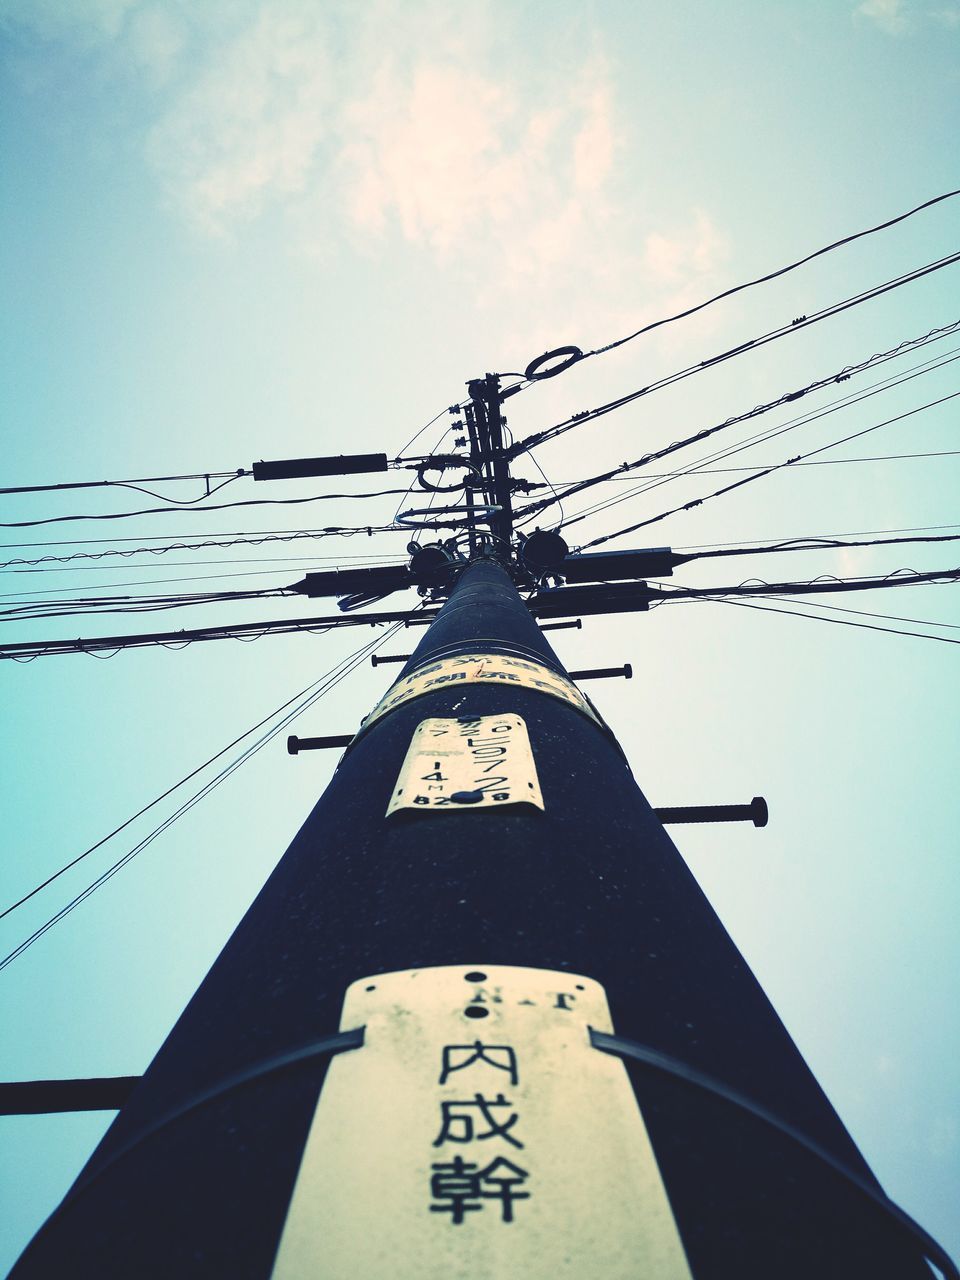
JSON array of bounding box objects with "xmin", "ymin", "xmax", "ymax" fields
[
  {"xmin": 569, "ymin": 663, "xmax": 632, "ymax": 681},
  {"xmin": 656, "ymin": 797, "xmax": 769, "ymax": 827},
  {"xmin": 287, "ymin": 734, "xmax": 354, "ymax": 754}
]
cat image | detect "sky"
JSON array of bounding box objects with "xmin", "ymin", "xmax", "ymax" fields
[{"xmin": 0, "ymin": 0, "xmax": 958, "ymax": 1272}]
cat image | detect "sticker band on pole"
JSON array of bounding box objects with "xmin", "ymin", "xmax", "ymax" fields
[{"xmin": 361, "ymin": 653, "xmax": 600, "ymax": 733}]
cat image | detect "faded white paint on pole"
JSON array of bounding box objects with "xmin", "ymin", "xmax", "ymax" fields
[{"xmin": 272, "ymin": 965, "xmax": 692, "ymax": 1279}]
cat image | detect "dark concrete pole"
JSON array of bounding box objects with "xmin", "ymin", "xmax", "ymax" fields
[{"xmin": 12, "ymin": 560, "xmax": 934, "ymax": 1278}]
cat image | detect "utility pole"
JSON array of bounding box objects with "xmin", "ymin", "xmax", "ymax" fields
[{"xmin": 11, "ymin": 370, "xmax": 949, "ymax": 1279}]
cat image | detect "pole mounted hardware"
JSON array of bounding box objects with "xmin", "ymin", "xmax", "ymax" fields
[
  {"xmin": 287, "ymin": 734, "xmax": 353, "ymax": 755},
  {"xmin": 252, "ymin": 454, "xmax": 388, "ymax": 481},
  {"xmin": 569, "ymin": 664, "xmax": 633, "ymax": 681},
  {"xmin": 518, "ymin": 529, "xmax": 570, "ymax": 575},
  {"xmin": 292, "ymin": 566, "xmax": 411, "ymax": 599},
  {"xmin": 408, "ymin": 543, "xmax": 461, "ymax": 587},
  {"xmin": 655, "ymin": 797, "xmax": 769, "ymax": 827},
  {"xmin": 0, "ymin": 1077, "xmax": 140, "ymax": 1116},
  {"xmin": 560, "ymin": 547, "xmax": 678, "ymax": 582},
  {"xmin": 523, "ymin": 345, "xmax": 584, "ymax": 382},
  {"xmin": 532, "ymin": 580, "xmax": 652, "ymax": 618},
  {"xmin": 518, "ymin": 532, "xmax": 679, "ymax": 585},
  {"xmin": 414, "ymin": 457, "xmax": 480, "ymax": 493}
]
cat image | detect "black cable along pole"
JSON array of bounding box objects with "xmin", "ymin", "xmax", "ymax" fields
[{"xmin": 11, "ymin": 548, "xmax": 949, "ymax": 1278}]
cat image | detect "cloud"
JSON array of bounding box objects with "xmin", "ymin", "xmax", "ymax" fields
[
  {"xmin": 125, "ymin": 5, "xmax": 187, "ymax": 86},
  {"xmin": 0, "ymin": 0, "xmax": 138, "ymax": 44},
  {"xmin": 644, "ymin": 211, "xmax": 729, "ymax": 284},
  {"xmin": 335, "ymin": 54, "xmax": 618, "ymax": 270},
  {"xmin": 5, "ymin": 0, "xmax": 732, "ymax": 345},
  {"xmin": 146, "ymin": 3, "xmax": 331, "ymax": 233},
  {"xmin": 854, "ymin": 0, "xmax": 910, "ymax": 33}
]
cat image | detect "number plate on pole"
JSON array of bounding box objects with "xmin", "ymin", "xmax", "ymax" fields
[{"xmin": 387, "ymin": 715, "xmax": 544, "ymax": 815}]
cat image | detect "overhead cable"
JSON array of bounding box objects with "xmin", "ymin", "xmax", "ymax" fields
[
  {"xmin": 578, "ymin": 388, "xmax": 960, "ymax": 549},
  {"xmin": 551, "ymin": 449, "xmax": 960, "ymax": 483},
  {"xmin": 676, "ymin": 522, "xmax": 960, "ymax": 553},
  {"xmin": 559, "ymin": 349, "xmax": 959, "ymax": 528},
  {"xmin": 0, "ymin": 606, "xmax": 436, "ymax": 660},
  {"xmin": 0, "ymin": 586, "xmax": 292, "ymax": 623},
  {"xmin": 679, "ymin": 530, "xmax": 960, "ymax": 566},
  {"xmin": 0, "ymin": 624, "xmax": 355, "ymax": 921},
  {"xmin": 0, "ymin": 528, "xmax": 402, "ymax": 568},
  {"xmin": 0, "ymin": 470, "xmax": 249, "ymax": 500},
  {"xmin": 587, "ymin": 188, "xmax": 960, "ymax": 358},
  {"xmin": 513, "ymin": 256, "xmax": 960, "ymax": 456},
  {"xmin": 4, "ymin": 568, "xmax": 959, "ymax": 661},
  {"xmin": 0, "ymin": 493, "xmax": 408, "ymax": 531},
  {"xmin": 514, "ymin": 320, "xmax": 960, "ymax": 521},
  {"xmin": 653, "ymin": 566, "xmax": 960, "ymax": 603},
  {"xmin": 0, "ymin": 623, "xmax": 406, "ymax": 969},
  {"xmin": 699, "ymin": 596, "xmax": 960, "ymax": 648}
]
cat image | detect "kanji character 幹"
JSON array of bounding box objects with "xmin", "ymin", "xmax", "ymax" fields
[{"xmin": 429, "ymin": 1156, "xmax": 531, "ymax": 1224}]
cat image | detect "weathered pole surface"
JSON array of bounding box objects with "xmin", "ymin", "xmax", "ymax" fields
[{"xmin": 12, "ymin": 560, "xmax": 934, "ymax": 1278}]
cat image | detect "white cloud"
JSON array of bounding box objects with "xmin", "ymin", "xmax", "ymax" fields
[
  {"xmin": 333, "ymin": 47, "xmax": 625, "ymax": 306},
  {"xmin": 4, "ymin": 0, "xmax": 732, "ymax": 345},
  {"xmin": 854, "ymin": 0, "xmax": 910, "ymax": 33},
  {"xmin": 337, "ymin": 62, "xmax": 517, "ymax": 253}
]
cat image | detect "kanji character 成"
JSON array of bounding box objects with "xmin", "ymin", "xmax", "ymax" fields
[{"xmin": 432, "ymin": 1093, "xmax": 523, "ymax": 1148}]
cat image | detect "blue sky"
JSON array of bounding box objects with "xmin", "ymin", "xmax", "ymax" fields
[{"xmin": 1, "ymin": 0, "xmax": 958, "ymax": 1272}]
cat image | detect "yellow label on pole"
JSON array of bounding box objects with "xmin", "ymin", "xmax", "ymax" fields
[
  {"xmin": 271, "ymin": 965, "xmax": 693, "ymax": 1280},
  {"xmin": 386, "ymin": 715, "xmax": 544, "ymax": 815},
  {"xmin": 362, "ymin": 652, "xmax": 599, "ymax": 732}
]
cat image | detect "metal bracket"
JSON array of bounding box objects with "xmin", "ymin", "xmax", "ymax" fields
[{"xmin": 655, "ymin": 797, "xmax": 768, "ymax": 827}]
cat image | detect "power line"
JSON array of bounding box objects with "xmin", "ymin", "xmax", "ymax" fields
[
  {"xmin": 0, "ymin": 492, "xmax": 410, "ymax": 531},
  {"xmin": 0, "ymin": 565, "xmax": 349, "ymax": 597},
  {"xmin": 578, "ymin": 388, "xmax": 960, "ymax": 549},
  {"xmin": 0, "ymin": 623, "xmax": 406, "ymax": 970},
  {"xmin": 0, "ymin": 551, "xmax": 409, "ymax": 576},
  {"xmin": 5, "ymin": 567, "xmax": 958, "ymax": 661},
  {"xmin": 512, "ymin": 256, "xmax": 960, "ymax": 456},
  {"xmin": 514, "ymin": 323, "xmax": 960, "ymax": 522},
  {"xmin": 562, "ymin": 343, "xmax": 960, "ymax": 527},
  {"xmin": 0, "ymin": 532, "xmax": 406, "ymax": 569},
  {"xmin": 700, "ymin": 595, "xmax": 960, "ymax": 648},
  {"xmin": 0, "ymin": 606, "xmax": 435, "ymax": 660},
  {"xmin": 653, "ymin": 566, "xmax": 960, "ymax": 603},
  {"xmin": 676, "ymin": 522, "xmax": 960, "ymax": 552},
  {"xmin": 0, "ymin": 586, "xmax": 292, "ymax": 623},
  {"xmin": 0, "ymin": 525, "xmax": 402, "ymax": 553},
  {"xmin": 586, "ymin": 188, "xmax": 960, "ymax": 358},
  {"xmin": 0, "ymin": 472, "xmax": 248, "ymax": 504},
  {"xmin": 0, "ymin": 622, "xmax": 342, "ymax": 921},
  {"xmin": 559, "ymin": 348, "xmax": 958, "ymax": 529},
  {"xmin": 746, "ymin": 594, "xmax": 960, "ymax": 632},
  {"xmin": 550, "ymin": 449, "xmax": 960, "ymax": 484},
  {"xmin": 678, "ymin": 530, "xmax": 960, "ymax": 567}
]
